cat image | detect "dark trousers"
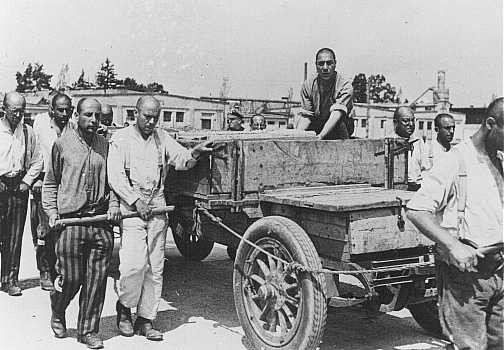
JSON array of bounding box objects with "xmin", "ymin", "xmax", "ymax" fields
[
  {"xmin": 437, "ymin": 261, "xmax": 503, "ymax": 349},
  {"xmin": 51, "ymin": 224, "xmax": 113, "ymax": 336},
  {"xmin": 0, "ymin": 189, "xmax": 29, "ymax": 286},
  {"xmin": 30, "ymin": 191, "xmax": 57, "ymax": 278}
]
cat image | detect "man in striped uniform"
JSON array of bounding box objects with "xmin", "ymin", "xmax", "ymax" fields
[
  {"xmin": 0, "ymin": 91, "xmax": 43, "ymax": 296},
  {"xmin": 42, "ymin": 98, "xmax": 120, "ymax": 349}
]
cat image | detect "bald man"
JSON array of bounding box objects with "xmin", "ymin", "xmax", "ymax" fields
[
  {"xmin": 428, "ymin": 113, "xmax": 455, "ymax": 168},
  {"xmin": 108, "ymin": 96, "xmax": 215, "ymax": 340},
  {"xmin": 97, "ymin": 103, "xmax": 115, "ymax": 140},
  {"xmin": 42, "ymin": 98, "xmax": 120, "ymax": 348},
  {"xmin": 250, "ymin": 114, "xmax": 266, "ymax": 131},
  {"xmin": 388, "ymin": 106, "xmax": 430, "ymax": 191},
  {"xmin": 407, "ymin": 97, "xmax": 504, "ymax": 349},
  {"xmin": 0, "ymin": 92, "xmax": 42, "ymax": 296},
  {"xmin": 31, "ymin": 93, "xmax": 74, "ymax": 291}
]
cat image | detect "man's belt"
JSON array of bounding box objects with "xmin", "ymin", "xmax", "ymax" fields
[
  {"xmin": 460, "ymin": 238, "xmax": 504, "ymax": 275},
  {"xmin": 0, "ymin": 172, "xmax": 26, "ymax": 191}
]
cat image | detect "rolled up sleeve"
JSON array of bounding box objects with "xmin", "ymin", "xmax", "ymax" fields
[
  {"xmin": 164, "ymin": 135, "xmax": 195, "ymax": 171},
  {"xmin": 330, "ymin": 78, "xmax": 353, "ymax": 115}
]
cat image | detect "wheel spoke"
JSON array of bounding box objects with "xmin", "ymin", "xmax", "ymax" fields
[
  {"xmin": 277, "ymin": 260, "xmax": 284, "ymax": 274},
  {"xmin": 249, "ymin": 274, "xmax": 266, "ymax": 286},
  {"xmin": 284, "ymin": 294, "xmax": 299, "ymax": 308},
  {"xmin": 267, "ymin": 254, "xmax": 277, "ymax": 273},
  {"xmin": 277, "ymin": 309, "xmax": 289, "ymax": 334},
  {"xmin": 285, "ymin": 282, "xmax": 298, "ymax": 292},
  {"xmin": 281, "ymin": 304, "xmax": 295, "ymax": 321},
  {"xmin": 256, "ymin": 259, "xmax": 270, "ymax": 278}
]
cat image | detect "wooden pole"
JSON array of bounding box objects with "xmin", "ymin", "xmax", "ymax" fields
[{"xmin": 55, "ymin": 206, "xmax": 175, "ymax": 226}]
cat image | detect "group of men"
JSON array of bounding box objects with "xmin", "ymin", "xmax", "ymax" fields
[
  {"xmin": 0, "ymin": 45, "xmax": 502, "ymax": 350},
  {"xmin": 0, "ymin": 91, "xmax": 215, "ymax": 349}
]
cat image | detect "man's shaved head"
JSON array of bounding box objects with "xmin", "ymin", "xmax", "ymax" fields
[
  {"xmin": 487, "ymin": 97, "xmax": 503, "ymax": 124},
  {"xmin": 393, "ymin": 106, "xmax": 413, "ymax": 122},
  {"xmin": 101, "ymin": 103, "xmax": 113, "ymax": 126},
  {"xmin": 77, "ymin": 98, "xmax": 101, "ymax": 114},
  {"xmin": 484, "ymin": 97, "xmax": 504, "ymax": 156},
  {"xmin": 101, "ymin": 103, "xmax": 113, "ymax": 115},
  {"xmin": 136, "ymin": 96, "xmax": 160, "ymax": 112},
  {"xmin": 3, "ymin": 91, "xmax": 26, "ymax": 109},
  {"xmin": 51, "ymin": 93, "xmax": 71, "ymax": 109},
  {"xmin": 393, "ymin": 106, "xmax": 415, "ymax": 138}
]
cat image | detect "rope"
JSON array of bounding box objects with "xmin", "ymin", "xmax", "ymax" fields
[{"xmin": 195, "ymin": 205, "xmax": 434, "ymax": 275}]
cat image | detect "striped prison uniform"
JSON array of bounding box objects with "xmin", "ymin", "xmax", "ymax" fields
[
  {"xmin": 51, "ymin": 224, "xmax": 113, "ymax": 335},
  {"xmin": 0, "ymin": 118, "xmax": 42, "ymax": 287},
  {"xmin": 42, "ymin": 127, "xmax": 117, "ymax": 337}
]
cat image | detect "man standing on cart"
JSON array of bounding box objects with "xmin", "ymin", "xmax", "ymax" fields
[
  {"xmin": 407, "ymin": 97, "xmax": 504, "ymax": 349},
  {"xmin": 296, "ymin": 47, "xmax": 354, "ymax": 139},
  {"xmin": 108, "ymin": 96, "xmax": 215, "ymax": 341}
]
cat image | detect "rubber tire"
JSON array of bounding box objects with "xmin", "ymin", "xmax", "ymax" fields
[
  {"xmin": 233, "ymin": 216, "xmax": 327, "ymax": 350},
  {"xmin": 408, "ymin": 300, "xmax": 443, "ymax": 338},
  {"xmin": 171, "ymin": 216, "xmax": 214, "ymax": 261}
]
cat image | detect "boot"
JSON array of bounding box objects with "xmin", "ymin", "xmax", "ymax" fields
[
  {"xmin": 134, "ymin": 316, "xmax": 163, "ymax": 341},
  {"xmin": 40, "ymin": 271, "xmax": 54, "ymax": 291},
  {"xmin": 116, "ymin": 301, "xmax": 134, "ymax": 337}
]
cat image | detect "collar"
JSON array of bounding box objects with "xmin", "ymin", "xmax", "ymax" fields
[{"xmin": 0, "ymin": 117, "xmax": 23, "ymax": 134}]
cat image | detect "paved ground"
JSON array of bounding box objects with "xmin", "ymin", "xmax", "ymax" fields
[{"xmin": 0, "ymin": 213, "xmax": 448, "ymax": 350}]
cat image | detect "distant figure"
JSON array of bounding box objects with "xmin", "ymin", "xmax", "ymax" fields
[
  {"xmin": 250, "ymin": 114, "xmax": 266, "ymax": 131},
  {"xmin": 0, "ymin": 92, "xmax": 42, "ymax": 296},
  {"xmin": 407, "ymin": 97, "xmax": 504, "ymax": 350},
  {"xmin": 100, "ymin": 103, "xmax": 115, "ymax": 127},
  {"xmin": 296, "ymin": 47, "xmax": 354, "ymax": 139},
  {"xmin": 387, "ymin": 106, "xmax": 430, "ymax": 191},
  {"xmin": 226, "ymin": 110, "xmax": 244, "ymax": 131},
  {"xmin": 429, "ymin": 113, "xmax": 455, "ymax": 167},
  {"xmin": 123, "ymin": 121, "xmax": 130, "ymax": 127},
  {"xmin": 286, "ymin": 123, "xmax": 294, "ymax": 129}
]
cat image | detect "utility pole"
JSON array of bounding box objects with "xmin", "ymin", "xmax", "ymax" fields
[{"xmin": 304, "ymin": 62, "xmax": 308, "ymax": 81}]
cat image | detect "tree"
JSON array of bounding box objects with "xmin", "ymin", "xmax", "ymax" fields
[
  {"xmin": 96, "ymin": 58, "xmax": 118, "ymax": 91},
  {"xmin": 367, "ymin": 74, "xmax": 399, "ymax": 103},
  {"xmin": 15, "ymin": 63, "xmax": 52, "ymax": 92},
  {"xmin": 352, "ymin": 73, "xmax": 367, "ymax": 103},
  {"xmin": 146, "ymin": 82, "xmax": 164, "ymax": 93},
  {"xmin": 73, "ymin": 69, "xmax": 94, "ymax": 89}
]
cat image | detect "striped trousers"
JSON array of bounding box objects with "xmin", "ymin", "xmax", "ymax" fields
[
  {"xmin": 50, "ymin": 224, "xmax": 113, "ymax": 336},
  {"xmin": 0, "ymin": 190, "xmax": 29, "ymax": 286}
]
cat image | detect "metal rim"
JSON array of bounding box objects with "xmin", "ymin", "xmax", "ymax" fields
[{"xmin": 241, "ymin": 237, "xmax": 302, "ymax": 347}]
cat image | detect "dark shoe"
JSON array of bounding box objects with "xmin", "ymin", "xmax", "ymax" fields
[
  {"xmin": 40, "ymin": 271, "xmax": 54, "ymax": 291},
  {"xmin": 7, "ymin": 283, "xmax": 22, "ymax": 296},
  {"xmin": 77, "ymin": 333, "xmax": 104, "ymax": 349},
  {"xmin": 134, "ymin": 317, "xmax": 163, "ymax": 341},
  {"xmin": 116, "ymin": 301, "xmax": 134, "ymax": 337},
  {"xmin": 50, "ymin": 312, "xmax": 67, "ymax": 338}
]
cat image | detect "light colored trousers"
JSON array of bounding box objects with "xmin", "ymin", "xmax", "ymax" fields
[{"xmin": 118, "ymin": 213, "xmax": 168, "ymax": 320}]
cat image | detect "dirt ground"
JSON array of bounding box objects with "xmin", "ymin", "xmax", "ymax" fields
[{"xmin": 0, "ymin": 217, "xmax": 448, "ymax": 350}]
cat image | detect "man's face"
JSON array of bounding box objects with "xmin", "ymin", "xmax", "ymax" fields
[
  {"xmin": 251, "ymin": 116, "xmax": 266, "ymax": 130},
  {"xmin": 227, "ymin": 117, "xmax": 242, "ymax": 131},
  {"xmin": 316, "ymin": 51, "xmax": 336, "ymax": 81},
  {"xmin": 485, "ymin": 116, "xmax": 504, "ymax": 155},
  {"xmin": 50, "ymin": 98, "xmax": 73, "ymax": 129},
  {"xmin": 135, "ymin": 105, "xmax": 159, "ymax": 137},
  {"xmin": 101, "ymin": 112, "xmax": 113, "ymax": 126},
  {"xmin": 395, "ymin": 110, "xmax": 415, "ymax": 138},
  {"xmin": 3, "ymin": 99, "xmax": 26, "ymax": 128},
  {"xmin": 77, "ymin": 102, "xmax": 100, "ymax": 136},
  {"xmin": 436, "ymin": 116, "xmax": 455, "ymax": 144}
]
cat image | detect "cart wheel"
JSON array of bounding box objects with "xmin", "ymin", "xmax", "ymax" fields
[
  {"xmin": 233, "ymin": 216, "xmax": 326, "ymax": 350},
  {"xmin": 408, "ymin": 300, "xmax": 443, "ymax": 337},
  {"xmin": 227, "ymin": 246, "xmax": 237, "ymax": 260},
  {"xmin": 171, "ymin": 216, "xmax": 214, "ymax": 261}
]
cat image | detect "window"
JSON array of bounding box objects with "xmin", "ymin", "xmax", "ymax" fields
[
  {"xmin": 201, "ymin": 119, "xmax": 211, "ymax": 130},
  {"xmin": 361, "ymin": 119, "xmax": 367, "ymax": 128},
  {"xmin": 176, "ymin": 111, "xmax": 184, "ymax": 123},
  {"xmin": 126, "ymin": 109, "xmax": 135, "ymax": 120},
  {"xmin": 267, "ymin": 121, "xmax": 275, "ymax": 125},
  {"xmin": 163, "ymin": 111, "xmax": 172, "ymax": 122},
  {"xmin": 427, "ymin": 121, "xmax": 432, "ymax": 130},
  {"xmin": 380, "ymin": 120, "xmax": 386, "ymax": 129},
  {"xmin": 201, "ymin": 112, "xmax": 214, "ymax": 118},
  {"xmin": 419, "ymin": 121, "xmax": 424, "ymax": 130},
  {"xmin": 279, "ymin": 121, "xmax": 286, "ymax": 127}
]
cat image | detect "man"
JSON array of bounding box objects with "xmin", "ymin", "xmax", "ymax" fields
[
  {"xmin": 406, "ymin": 97, "xmax": 504, "ymax": 349},
  {"xmin": 250, "ymin": 114, "xmax": 266, "ymax": 131},
  {"xmin": 388, "ymin": 106, "xmax": 430, "ymax": 191},
  {"xmin": 0, "ymin": 92, "xmax": 42, "ymax": 296},
  {"xmin": 97, "ymin": 103, "xmax": 116, "ymax": 140},
  {"xmin": 429, "ymin": 113, "xmax": 455, "ymax": 167},
  {"xmin": 226, "ymin": 110, "xmax": 245, "ymax": 131},
  {"xmin": 296, "ymin": 47, "xmax": 354, "ymax": 139},
  {"xmin": 43, "ymin": 98, "xmax": 120, "ymax": 349},
  {"xmin": 31, "ymin": 93, "xmax": 73, "ymax": 291},
  {"xmin": 108, "ymin": 96, "xmax": 215, "ymax": 341}
]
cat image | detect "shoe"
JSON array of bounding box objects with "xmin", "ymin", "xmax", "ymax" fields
[
  {"xmin": 134, "ymin": 317, "xmax": 163, "ymax": 341},
  {"xmin": 40, "ymin": 271, "xmax": 54, "ymax": 291},
  {"xmin": 7, "ymin": 283, "xmax": 22, "ymax": 296},
  {"xmin": 116, "ymin": 301, "xmax": 134, "ymax": 337},
  {"xmin": 77, "ymin": 333, "xmax": 104, "ymax": 349},
  {"xmin": 50, "ymin": 312, "xmax": 67, "ymax": 338}
]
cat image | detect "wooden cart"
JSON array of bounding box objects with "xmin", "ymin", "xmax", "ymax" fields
[{"xmin": 165, "ymin": 132, "xmax": 439, "ymax": 350}]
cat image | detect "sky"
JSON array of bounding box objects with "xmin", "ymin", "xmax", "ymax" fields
[{"xmin": 0, "ymin": 0, "xmax": 502, "ymax": 105}]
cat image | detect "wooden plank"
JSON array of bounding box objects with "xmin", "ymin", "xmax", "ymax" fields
[
  {"xmin": 260, "ymin": 186, "xmax": 414, "ymax": 212},
  {"xmin": 348, "ymin": 209, "xmax": 433, "ymax": 254},
  {"xmin": 242, "ymin": 139, "xmax": 403, "ymax": 192}
]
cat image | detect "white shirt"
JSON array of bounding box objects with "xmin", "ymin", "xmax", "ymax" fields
[
  {"xmin": 0, "ymin": 117, "xmax": 26, "ymax": 177},
  {"xmin": 428, "ymin": 138, "xmax": 448, "ymax": 169},
  {"xmin": 32, "ymin": 113, "xmax": 61, "ymax": 173},
  {"xmin": 108, "ymin": 126, "xmax": 195, "ymax": 209},
  {"xmin": 407, "ymin": 139, "xmax": 504, "ymax": 247}
]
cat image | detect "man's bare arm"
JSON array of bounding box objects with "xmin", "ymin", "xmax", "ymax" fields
[{"xmin": 318, "ymin": 110, "xmax": 343, "ymax": 140}]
